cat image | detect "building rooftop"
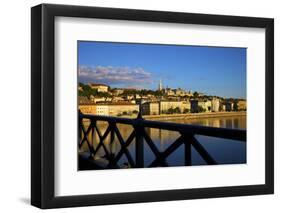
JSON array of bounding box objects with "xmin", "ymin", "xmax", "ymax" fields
[{"xmin": 89, "ymin": 83, "xmax": 109, "ymax": 87}]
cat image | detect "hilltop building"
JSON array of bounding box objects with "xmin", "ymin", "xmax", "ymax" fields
[
  {"xmin": 164, "ymin": 88, "xmax": 175, "ymax": 96},
  {"xmin": 89, "ymin": 83, "xmax": 109, "ymax": 92},
  {"xmin": 164, "ymin": 87, "xmax": 192, "ymax": 97},
  {"xmin": 112, "ymin": 88, "xmax": 124, "ymax": 96}
]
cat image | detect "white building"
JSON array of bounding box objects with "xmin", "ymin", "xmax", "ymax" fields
[
  {"xmin": 89, "ymin": 83, "xmax": 109, "ymax": 92},
  {"xmin": 93, "ymin": 103, "xmax": 139, "ymax": 116},
  {"xmin": 211, "ymin": 98, "xmax": 220, "ymax": 112},
  {"xmin": 191, "ymin": 100, "xmax": 211, "ymax": 112},
  {"xmin": 90, "ymin": 96, "xmax": 106, "ymax": 103},
  {"xmin": 96, "ymin": 105, "xmax": 109, "ymax": 116},
  {"xmin": 112, "ymin": 88, "xmax": 124, "ymax": 95},
  {"xmin": 141, "ymin": 102, "xmax": 159, "ymax": 115},
  {"xmin": 199, "ymin": 100, "xmax": 211, "ymax": 112},
  {"xmin": 159, "ymin": 101, "xmax": 186, "ymax": 113}
]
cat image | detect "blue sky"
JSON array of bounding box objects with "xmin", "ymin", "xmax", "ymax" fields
[{"xmin": 78, "ymin": 41, "xmax": 246, "ymax": 99}]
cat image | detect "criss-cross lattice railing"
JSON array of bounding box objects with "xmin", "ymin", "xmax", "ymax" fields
[{"xmin": 78, "ymin": 112, "xmax": 246, "ymax": 169}]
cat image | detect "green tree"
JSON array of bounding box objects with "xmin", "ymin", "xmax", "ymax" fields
[
  {"xmin": 198, "ymin": 106, "xmax": 206, "ymax": 113},
  {"xmin": 78, "ymin": 83, "xmax": 98, "ymax": 98},
  {"xmin": 193, "ymin": 91, "xmax": 199, "ymax": 98},
  {"xmin": 191, "ymin": 105, "xmax": 205, "ymax": 113},
  {"xmin": 183, "ymin": 108, "xmax": 190, "ymax": 113},
  {"xmin": 167, "ymin": 108, "xmax": 174, "ymax": 114},
  {"xmin": 174, "ymin": 107, "xmax": 181, "ymax": 114},
  {"xmin": 97, "ymin": 92, "xmax": 112, "ymax": 98}
]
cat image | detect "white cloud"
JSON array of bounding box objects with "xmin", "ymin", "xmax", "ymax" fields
[{"xmin": 78, "ymin": 65, "xmax": 153, "ymax": 86}]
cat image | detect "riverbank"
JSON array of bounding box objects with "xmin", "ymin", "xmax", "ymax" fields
[
  {"xmin": 81, "ymin": 111, "xmax": 246, "ymax": 121},
  {"xmin": 143, "ymin": 111, "xmax": 246, "ymax": 121}
]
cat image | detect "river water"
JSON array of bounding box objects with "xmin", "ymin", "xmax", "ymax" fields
[{"xmin": 80, "ymin": 115, "xmax": 246, "ymax": 169}]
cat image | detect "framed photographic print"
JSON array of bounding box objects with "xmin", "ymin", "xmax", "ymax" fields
[{"xmin": 31, "ymin": 4, "xmax": 274, "ymax": 209}]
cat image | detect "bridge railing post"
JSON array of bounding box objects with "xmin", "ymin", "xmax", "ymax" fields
[
  {"xmin": 135, "ymin": 112, "xmax": 144, "ymax": 168},
  {"xmin": 182, "ymin": 133, "xmax": 192, "ymax": 166},
  {"xmin": 110, "ymin": 122, "xmax": 115, "ymax": 157},
  {"xmin": 78, "ymin": 110, "xmax": 83, "ymax": 142}
]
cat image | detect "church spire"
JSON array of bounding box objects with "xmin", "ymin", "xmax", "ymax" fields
[{"xmin": 159, "ymin": 79, "xmax": 163, "ymax": 91}]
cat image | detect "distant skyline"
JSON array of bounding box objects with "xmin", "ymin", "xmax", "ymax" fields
[{"xmin": 78, "ymin": 41, "xmax": 246, "ymax": 99}]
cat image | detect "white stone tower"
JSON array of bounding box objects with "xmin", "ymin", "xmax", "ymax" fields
[{"xmin": 159, "ymin": 79, "xmax": 163, "ymax": 91}]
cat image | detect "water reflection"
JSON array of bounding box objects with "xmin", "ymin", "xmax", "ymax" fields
[
  {"xmin": 172, "ymin": 116, "xmax": 246, "ymax": 129},
  {"xmin": 79, "ymin": 116, "xmax": 246, "ymax": 169}
]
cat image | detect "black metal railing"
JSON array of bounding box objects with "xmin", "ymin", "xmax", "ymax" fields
[{"xmin": 78, "ymin": 112, "xmax": 246, "ymax": 169}]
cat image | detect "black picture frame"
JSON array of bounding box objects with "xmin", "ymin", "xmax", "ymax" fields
[{"xmin": 31, "ymin": 3, "xmax": 274, "ymax": 209}]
